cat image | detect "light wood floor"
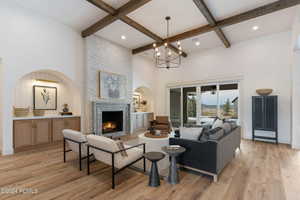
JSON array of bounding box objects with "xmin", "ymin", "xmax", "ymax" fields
[{"xmin": 0, "ymin": 140, "xmax": 299, "ymax": 200}]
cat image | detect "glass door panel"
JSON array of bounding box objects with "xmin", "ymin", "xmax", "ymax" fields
[
  {"xmin": 183, "ymin": 87, "xmax": 197, "ymax": 126},
  {"xmin": 170, "ymin": 88, "xmax": 182, "ymax": 127},
  {"xmin": 199, "ymin": 85, "xmax": 218, "ymax": 125},
  {"xmin": 219, "ymin": 83, "xmax": 238, "ymax": 121}
]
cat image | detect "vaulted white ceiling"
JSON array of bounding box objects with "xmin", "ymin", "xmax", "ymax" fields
[{"xmin": 10, "ymin": 0, "xmax": 299, "ymax": 54}]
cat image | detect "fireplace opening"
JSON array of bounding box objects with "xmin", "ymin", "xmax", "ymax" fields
[{"xmin": 102, "ymin": 111, "xmax": 123, "ymax": 134}]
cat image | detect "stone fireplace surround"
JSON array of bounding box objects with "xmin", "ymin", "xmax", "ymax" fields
[{"xmin": 92, "ymin": 102, "xmax": 130, "ymax": 137}]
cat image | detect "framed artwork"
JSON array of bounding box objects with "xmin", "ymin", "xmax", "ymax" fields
[
  {"xmin": 133, "ymin": 94, "xmax": 141, "ymax": 109},
  {"xmin": 99, "ymin": 71, "xmax": 127, "ymax": 99},
  {"xmin": 33, "ymin": 85, "xmax": 57, "ymax": 110}
]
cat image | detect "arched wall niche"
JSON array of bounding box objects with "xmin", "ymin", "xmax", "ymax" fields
[
  {"xmin": 13, "ymin": 69, "xmax": 81, "ymax": 116},
  {"xmin": 133, "ymin": 86, "xmax": 154, "ymax": 112}
]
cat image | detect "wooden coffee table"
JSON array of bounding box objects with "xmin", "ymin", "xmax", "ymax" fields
[{"xmin": 144, "ymin": 132, "xmax": 169, "ymax": 139}]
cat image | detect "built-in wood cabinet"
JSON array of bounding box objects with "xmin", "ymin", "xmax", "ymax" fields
[
  {"xmin": 33, "ymin": 119, "xmax": 51, "ymax": 145},
  {"xmin": 14, "ymin": 120, "xmax": 34, "ymax": 149},
  {"xmin": 13, "ymin": 116, "xmax": 80, "ymax": 152},
  {"xmin": 52, "ymin": 118, "xmax": 65, "ymax": 142},
  {"xmin": 131, "ymin": 112, "xmax": 154, "ymax": 133}
]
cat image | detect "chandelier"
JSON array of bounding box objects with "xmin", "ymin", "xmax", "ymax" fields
[{"xmin": 153, "ymin": 16, "xmax": 183, "ymax": 69}]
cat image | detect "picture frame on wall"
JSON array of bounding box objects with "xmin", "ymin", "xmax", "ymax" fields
[
  {"xmin": 33, "ymin": 85, "xmax": 57, "ymax": 110},
  {"xmin": 99, "ymin": 71, "xmax": 127, "ymax": 99},
  {"xmin": 133, "ymin": 94, "xmax": 141, "ymax": 109}
]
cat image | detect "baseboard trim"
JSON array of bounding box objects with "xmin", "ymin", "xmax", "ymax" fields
[{"xmin": 2, "ymin": 147, "xmax": 14, "ymax": 155}]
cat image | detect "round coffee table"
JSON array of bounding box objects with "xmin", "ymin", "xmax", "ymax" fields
[
  {"xmin": 144, "ymin": 152, "xmax": 165, "ymax": 187},
  {"xmin": 162, "ymin": 146, "xmax": 186, "ymax": 184}
]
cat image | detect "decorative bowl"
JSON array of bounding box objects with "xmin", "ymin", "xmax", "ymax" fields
[
  {"xmin": 256, "ymin": 89, "xmax": 273, "ymax": 96},
  {"xmin": 14, "ymin": 107, "xmax": 30, "ymax": 117}
]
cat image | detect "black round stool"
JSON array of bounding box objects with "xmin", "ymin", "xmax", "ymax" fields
[{"xmin": 144, "ymin": 152, "xmax": 165, "ymax": 187}]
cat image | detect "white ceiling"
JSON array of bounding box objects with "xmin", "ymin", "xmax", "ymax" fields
[
  {"xmin": 10, "ymin": 0, "xmax": 299, "ymax": 55},
  {"xmin": 95, "ymin": 20, "xmax": 153, "ymax": 49}
]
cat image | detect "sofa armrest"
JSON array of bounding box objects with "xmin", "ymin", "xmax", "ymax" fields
[{"xmin": 169, "ymin": 138, "xmax": 218, "ymax": 174}]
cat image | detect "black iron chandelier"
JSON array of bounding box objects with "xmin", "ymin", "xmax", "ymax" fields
[{"xmin": 153, "ymin": 16, "xmax": 183, "ymax": 69}]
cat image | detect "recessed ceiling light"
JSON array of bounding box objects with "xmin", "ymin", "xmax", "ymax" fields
[
  {"xmin": 195, "ymin": 41, "xmax": 201, "ymax": 46},
  {"xmin": 121, "ymin": 35, "xmax": 126, "ymax": 40},
  {"xmin": 252, "ymin": 26, "xmax": 259, "ymax": 31}
]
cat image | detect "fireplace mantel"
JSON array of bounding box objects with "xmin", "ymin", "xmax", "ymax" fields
[{"xmin": 92, "ymin": 102, "xmax": 130, "ymax": 137}]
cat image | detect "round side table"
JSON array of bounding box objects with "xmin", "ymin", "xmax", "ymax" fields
[
  {"xmin": 162, "ymin": 146, "xmax": 186, "ymax": 184},
  {"xmin": 144, "ymin": 152, "xmax": 165, "ymax": 187}
]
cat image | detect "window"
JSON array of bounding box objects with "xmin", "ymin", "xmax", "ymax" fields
[
  {"xmin": 200, "ymin": 85, "xmax": 218, "ymax": 117},
  {"xmin": 219, "ymin": 84, "xmax": 239, "ymax": 120},
  {"xmin": 183, "ymin": 87, "xmax": 197, "ymax": 125},
  {"xmin": 170, "ymin": 88, "xmax": 181, "ymax": 127},
  {"xmin": 169, "ymin": 82, "xmax": 239, "ymax": 127}
]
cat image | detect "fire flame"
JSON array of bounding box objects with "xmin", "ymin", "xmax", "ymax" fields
[{"xmin": 103, "ymin": 122, "xmax": 117, "ymax": 130}]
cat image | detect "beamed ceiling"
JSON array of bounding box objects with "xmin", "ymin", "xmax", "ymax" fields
[{"xmin": 11, "ymin": 0, "xmax": 300, "ymax": 56}]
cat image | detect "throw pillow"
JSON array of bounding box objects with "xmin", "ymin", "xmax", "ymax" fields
[
  {"xmin": 209, "ymin": 129, "xmax": 224, "ymax": 140},
  {"xmin": 212, "ymin": 118, "xmax": 223, "ymax": 129},
  {"xmin": 229, "ymin": 122, "xmax": 238, "ymax": 130},
  {"xmin": 180, "ymin": 127, "xmax": 203, "ymax": 140},
  {"xmin": 116, "ymin": 141, "xmax": 128, "ymax": 157},
  {"xmin": 198, "ymin": 127, "xmax": 208, "ymax": 141},
  {"xmin": 222, "ymin": 122, "xmax": 232, "ymax": 134}
]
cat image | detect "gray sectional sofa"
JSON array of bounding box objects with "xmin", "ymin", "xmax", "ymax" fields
[{"xmin": 169, "ymin": 125, "xmax": 241, "ymax": 182}]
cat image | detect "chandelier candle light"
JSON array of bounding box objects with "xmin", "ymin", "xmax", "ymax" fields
[{"xmin": 153, "ymin": 16, "xmax": 183, "ymax": 69}]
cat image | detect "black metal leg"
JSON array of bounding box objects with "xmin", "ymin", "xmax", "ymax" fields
[
  {"xmin": 112, "ymin": 153, "xmax": 115, "ymax": 189},
  {"xmin": 63, "ymin": 138, "xmax": 66, "ymax": 163},
  {"xmin": 79, "ymin": 143, "xmax": 82, "ymax": 171},
  {"xmin": 87, "ymin": 146, "xmax": 90, "ymax": 175},
  {"xmin": 143, "ymin": 157, "xmax": 146, "ymax": 172},
  {"xmin": 143, "ymin": 144, "xmax": 146, "ymax": 172}
]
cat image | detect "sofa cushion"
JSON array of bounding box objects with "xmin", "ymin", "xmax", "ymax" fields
[
  {"xmin": 199, "ymin": 127, "xmax": 224, "ymax": 141},
  {"xmin": 87, "ymin": 135, "xmax": 143, "ymax": 168},
  {"xmin": 180, "ymin": 127, "xmax": 203, "ymax": 140},
  {"xmin": 209, "ymin": 128, "xmax": 224, "ymax": 140},
  {"xmin": 63, "ymin": 129, "xmax": 88, "ymax": 156}
]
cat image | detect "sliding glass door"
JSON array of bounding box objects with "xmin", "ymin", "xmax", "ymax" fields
[
  {"xmin": 219, "ymin": 84, "xmax": 239, "ymax": 120},
  {"xmin": 169, "ymin": 82, "xmax": 239, "ymax": 127},
  {"xmin": 183, "ymin": 87, "xmax": 197, "ymax": 125},
  {"xmin": 170, "ymin": 88, "xmax": 182, "ymax": 127}
]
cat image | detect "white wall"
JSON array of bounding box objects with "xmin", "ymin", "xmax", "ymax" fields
[
  {"xmin": 132, "ymin": 55, "xmax": 157, "ymax": 112},
  {"xmin": 84, "ymin": 35, "xmax": 133, "ymax": 132},
  {"xmin": 13, "ymin": 71, "xmax": 81, "ymax": 116},
  {"xmin": 0, "ymin": 1, "xmax": 84, "ymax": 155},
  {"xmin": 0, "ymin": 59, "xmax": 3, "ymax": 153},
  {"xmin": 155, "ymin": 31, "xmax": 292, "ymax": 144},
  {"xmin": 291, "ymin": 10, "xmax": 300, "ymax": 148}
]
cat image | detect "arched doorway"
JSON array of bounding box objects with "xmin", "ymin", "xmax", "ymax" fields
[
  {"xmin": 133, "ymin": 86, "xmax": 154, "ymax": 112},
  {"xmin": 13, "ymin": 70, "xmax": 81, "ymax": 115},
  {"xmin": 2, "ymin": 69, "xmax": 83, "ymax": 154}
]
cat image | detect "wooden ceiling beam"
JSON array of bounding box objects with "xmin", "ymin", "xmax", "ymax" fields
[
  {"xmin": 133, "ymin": 0, "xmax": 300, "ymax": 55},
  {"xmin": 193, "ymin": 0, "xmax": 230, "ymax": 48},
  {"xmin": 85, "ymin": 0, "xmax": 187, "ymax": 57},
  {"xmin": 82, "ymin": 0, "xmax": 151, "ymax": 37}
]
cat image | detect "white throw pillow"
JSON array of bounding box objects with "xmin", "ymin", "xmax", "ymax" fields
[
  {"xmin": 180, "ymin": 127, "xmax": 203, "ymax": 140},
  {"xmin": 212, "ymin": 119, "xmax": 223, "ymax": 129}
]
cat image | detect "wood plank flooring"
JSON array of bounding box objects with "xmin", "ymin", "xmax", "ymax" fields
[{"xmin": 0, "ymin": 140, "xmax": 299, "ymax": 200}]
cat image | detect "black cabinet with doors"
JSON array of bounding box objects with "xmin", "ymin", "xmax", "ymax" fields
[{"xmin": 252, "ymin": 96, "xmax": 278, "ymax": 144}]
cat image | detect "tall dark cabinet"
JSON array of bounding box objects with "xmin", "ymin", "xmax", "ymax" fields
[{"xmin": 252, "ymin": 96, "xmax": 278, "ymax": 144}]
